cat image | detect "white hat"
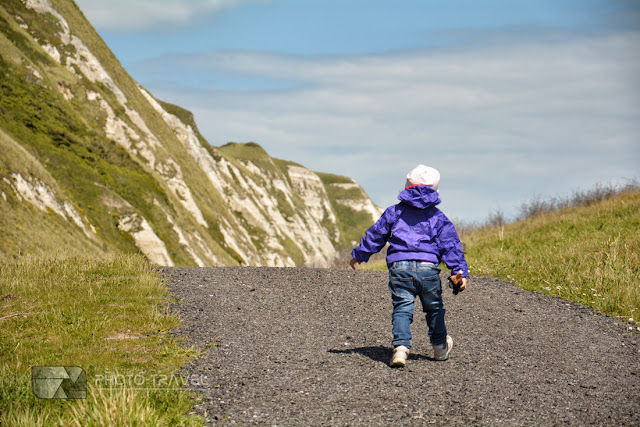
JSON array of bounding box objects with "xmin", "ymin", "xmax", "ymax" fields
[{"xmin": 405, "ymin": 165, "xmax": 440, "ymax": 191}]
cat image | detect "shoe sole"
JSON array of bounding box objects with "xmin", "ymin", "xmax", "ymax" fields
[{"xmin": 390, "ymin": 358, "xmax": 406, "ymax": 367}]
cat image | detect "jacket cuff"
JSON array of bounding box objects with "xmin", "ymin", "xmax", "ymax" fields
[{"xmin": 351, "ymin": 248, "xmax": 372, "ymax": 262}]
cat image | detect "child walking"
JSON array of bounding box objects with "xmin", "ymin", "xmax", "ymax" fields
[{"xmin": 350, "ymin": 165, "xmax": 469, "ymax": 367}]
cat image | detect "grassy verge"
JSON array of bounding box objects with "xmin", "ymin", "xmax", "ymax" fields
[
  {"xmin": 0, "ymin": 253, "xmax": 203, "ymax": 425},
  {"xmin": 357, "ymin": 254, "xmax": 388, "ymax": 271},
  {"xmin": 464, "ymin": 190, "xmax": 640, "ymax": 325}
]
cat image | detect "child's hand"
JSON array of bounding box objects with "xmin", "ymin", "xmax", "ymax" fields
[
  {"xmin": 448, "ymin": 272, "xmax": 467, "ymax": 294},
  {"xmin": 349, "ymin": 258, "xmax": 362, "ymax": 270}
]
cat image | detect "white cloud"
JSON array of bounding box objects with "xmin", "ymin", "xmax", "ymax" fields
[
  {"xmin": 75, "ymin": 0, "xmax": 249, "ymax": 31},
  {"xmin": 149, "ymin": 31, "xmax": 640, "ymax": 221}
]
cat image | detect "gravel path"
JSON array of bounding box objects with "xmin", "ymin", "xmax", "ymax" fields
[{"xmin": 161, "ymin": 267, "xmax": 640, "ymax": 425}]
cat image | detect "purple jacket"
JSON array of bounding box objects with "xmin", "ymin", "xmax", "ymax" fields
[{"xmin": 351, "ymin": 186, "xmax": 469, "ymax": 277}]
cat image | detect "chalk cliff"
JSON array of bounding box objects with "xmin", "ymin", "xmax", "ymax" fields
[{"xmin": 0, "ymin": 0, "xmax": 382, "ymax": 266}]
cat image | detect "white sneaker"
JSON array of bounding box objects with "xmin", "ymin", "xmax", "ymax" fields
[
  {"xmin": 390, "ymin": 346, "xmax": 410, "ymax": 367},
  {"xmin": 433, "ymin": 335, "xmax": 453, "ymax": 361}
]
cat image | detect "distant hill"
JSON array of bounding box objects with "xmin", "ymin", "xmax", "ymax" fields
[{"xmin": 0, "ymin": 0, "xmax": 382, "ymax": 266}]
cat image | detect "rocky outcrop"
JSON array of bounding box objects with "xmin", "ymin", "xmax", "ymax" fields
[{"xmin": 6, "ymin": 173, "xmax": 96, "ymax": 239}]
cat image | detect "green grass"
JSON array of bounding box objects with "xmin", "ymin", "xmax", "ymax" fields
[
  {"xmin": 465, "ymin": 190, "xmax": 640, "ymax": 324},
  {"xmin": 0, "ymin": 253, "xmax": 203, "ymax": 425},
  {"xmin": 353, "ymin": 254, "xmax": 388, "ymax": 271}
]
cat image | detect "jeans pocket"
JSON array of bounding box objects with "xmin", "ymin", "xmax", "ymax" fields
[
  {"xmin": 389, "ymin": 276, "xmax": 412, "ymax": 292},
  {"xmin": 420, "ymin": 274, "xmax": 441, "ymax": 295}
]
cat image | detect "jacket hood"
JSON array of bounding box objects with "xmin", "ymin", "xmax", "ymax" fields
[{"xmin": 398, "ymin": 185, "xmax": 441, "ymax": 209}]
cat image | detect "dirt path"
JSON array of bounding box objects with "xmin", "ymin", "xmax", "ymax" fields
[{"xmin": 161, "ymin": 267, "xmax": 640, "ymax": 425}]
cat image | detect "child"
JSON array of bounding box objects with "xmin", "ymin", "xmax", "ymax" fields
[{"xmin": 350, "ymin": 165, "xmax": 469, "ymax": 367}]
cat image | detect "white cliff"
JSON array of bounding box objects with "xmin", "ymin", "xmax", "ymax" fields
[
  {"xmin": 118, "ymin": 213, "xmax": 174, "ymax": 266},
  {"xmin": 7, "ymin": 173, "xmax": 95, "ymax": 239},
  {"xmin": 1, "ymin": 0, "xmax": 382, "ymax": 266}
]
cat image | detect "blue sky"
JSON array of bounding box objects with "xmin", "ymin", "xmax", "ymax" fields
[{"xmin": 75, "ymin": 0, "xmax": 639, "ymax": 222}]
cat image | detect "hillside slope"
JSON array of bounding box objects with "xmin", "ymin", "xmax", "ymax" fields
[
  {"xmin": 0, "ymin": 0, "xmax": 382, "ymax": 266},
  {"xmin": 465, "ymin": 189, "xmax": 640, "ymax": 324}
]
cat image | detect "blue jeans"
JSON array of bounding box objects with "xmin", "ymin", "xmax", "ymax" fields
[{"xmin": 388, "ymin": 261, "xmax": 447, "ymax": 348}]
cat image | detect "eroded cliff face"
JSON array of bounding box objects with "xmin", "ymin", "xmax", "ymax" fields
[{"xmin": 0, "ymin": 0, "xmax": 382, "ymax": 266}]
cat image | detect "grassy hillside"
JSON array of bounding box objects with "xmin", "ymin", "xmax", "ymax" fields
[
  {"xmin": 1, "ymin": 0, "xmax": 382, "ymax": 267},
  {"xmin": 465, "ymin": 189, "xmax": 640, "ymax": 325}
]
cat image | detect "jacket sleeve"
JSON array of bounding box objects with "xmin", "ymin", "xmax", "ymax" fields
[
  {"xmin": 351, "ymin": 206, "xmax": 397, "ymax": 262},
  {"xmin": 436, "ymin": 213, "xmax": 470, "ymax": 277}
]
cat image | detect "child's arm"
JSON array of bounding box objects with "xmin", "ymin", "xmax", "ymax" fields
[
  {"xmin": 436, "ymin": 214, "xmax": 470, "ymax": 279},
  {"xmin": 351, "ymin": 206, "xmax": 397, "ymax": 265}
]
